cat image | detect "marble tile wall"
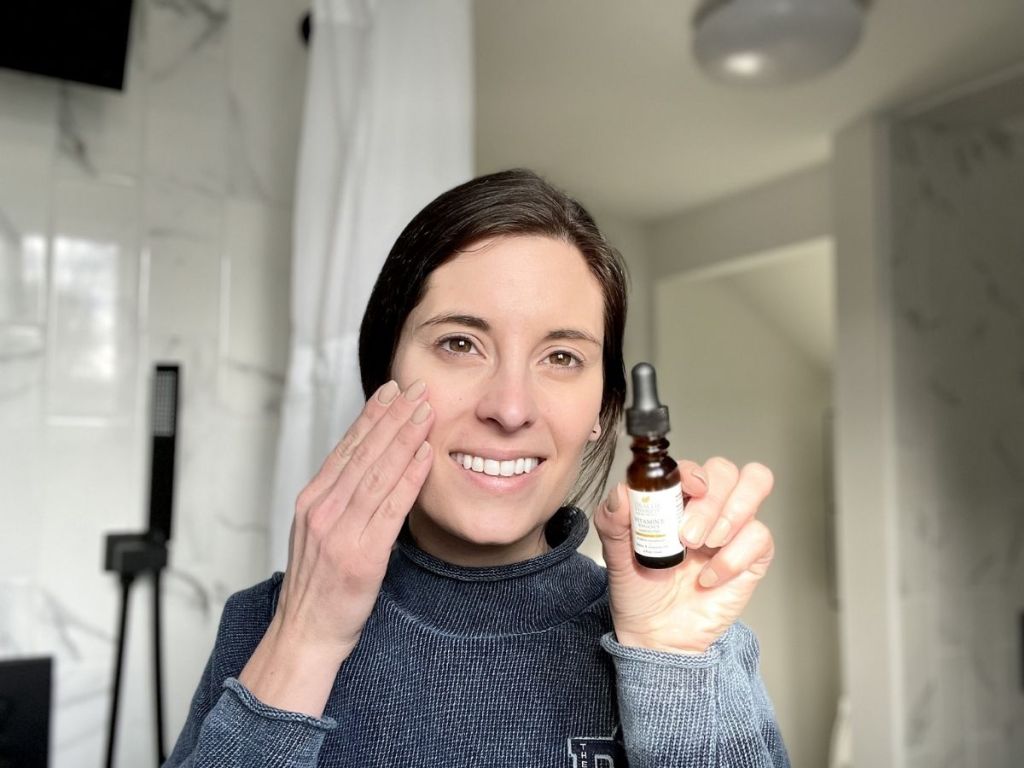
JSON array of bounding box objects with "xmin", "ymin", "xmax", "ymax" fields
[
  {"xmin": 0, "ymin": 0, "xmax": 310, "ymax": 764},
  {"xmin": 891, "ymin": 102, "xmax": 1024, "ymax": 767}
]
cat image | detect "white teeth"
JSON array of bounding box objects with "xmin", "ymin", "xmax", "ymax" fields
[{"xmin": 451, "ymin": 452, "xmax": 541, "ymax": 476}]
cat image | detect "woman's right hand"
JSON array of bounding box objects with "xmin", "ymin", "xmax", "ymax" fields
[{"xmin": 238, "ymin": 379, "xmax": 434, "ymax": 717}]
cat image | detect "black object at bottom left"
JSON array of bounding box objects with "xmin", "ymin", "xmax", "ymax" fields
[{"xmin": 103, "ymin": 362, "xmax": 180, "ymax": 768}]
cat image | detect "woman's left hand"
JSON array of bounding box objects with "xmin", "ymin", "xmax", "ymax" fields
[{"xmin": 593, "ymin": 457, "xmax": 776, "ymax": 654}]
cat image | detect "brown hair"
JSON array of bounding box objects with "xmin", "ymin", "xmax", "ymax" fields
[{"xmin": 358, "ymin": 169, "xmax": 628, "ymax": 509}]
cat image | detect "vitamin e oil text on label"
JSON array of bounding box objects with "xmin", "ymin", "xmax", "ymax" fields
[{"xmin": 627, "ymin": 486, "xmax": 685, "ymax": 558}]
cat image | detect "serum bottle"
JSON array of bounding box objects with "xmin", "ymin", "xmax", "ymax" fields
[{"xmin": 625, "ymin": 362, "xmax": 686, "ymax": 569}]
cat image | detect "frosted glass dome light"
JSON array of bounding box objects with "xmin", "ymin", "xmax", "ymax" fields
[{"xmin": 692, "ymin": 0, "xmax": 867, "ymax": 86}]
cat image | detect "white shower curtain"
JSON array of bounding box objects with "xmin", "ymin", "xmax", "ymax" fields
[{"xmin": 269, "ymin": 0, "xmax": 473, "ymax": 571}]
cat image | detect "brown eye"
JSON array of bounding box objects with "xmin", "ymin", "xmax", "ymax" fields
[
  {"xmin": 548, "ymin": 351, "xmax": 580, "ymax": 367},
  {"xmin": 440, "ymin": 336, "xmax": 476, "ymax": 355}
]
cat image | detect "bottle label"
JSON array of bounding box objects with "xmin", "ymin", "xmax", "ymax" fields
[{"xmin": 628, "ymin": 485, "xmax": 685, "ymax": 559}]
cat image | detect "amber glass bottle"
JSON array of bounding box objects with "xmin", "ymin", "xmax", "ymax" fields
[{"xmin": 625, "ymin": 363, "xmax": 686, "ymax": 569}]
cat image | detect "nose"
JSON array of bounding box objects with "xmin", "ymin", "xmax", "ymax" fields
[{"xmin": 475, "ymin": 363, "xmax": 538, "ymax": 433}]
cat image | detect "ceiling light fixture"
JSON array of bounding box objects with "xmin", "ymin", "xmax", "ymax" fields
[{"xmin": 692, "ymin": 0, "xmax": 868, "ymax": 87}]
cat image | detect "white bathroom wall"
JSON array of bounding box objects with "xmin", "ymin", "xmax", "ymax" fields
[
  {"xmin": 832, "ymin": 74, "xmax": 1024, "ymax": 767},
  {"xmin": 0, "ymin": 1, "xmax": 310, "ymax": 764},
  {"xmin": 830, "ymin": 116, "xmax": 906, "ymax": 767},
  {"xmin": 653, "ymin": 256, "xmax": 839, "ymax": 768},
  {"xmin": 890, "ymin": 86, "xmax": 1024, "ymax": 768}
]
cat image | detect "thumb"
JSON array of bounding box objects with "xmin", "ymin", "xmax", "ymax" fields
[{"xmin": 593, "ymin": 482, "xmax": 633, "ymax": 571}]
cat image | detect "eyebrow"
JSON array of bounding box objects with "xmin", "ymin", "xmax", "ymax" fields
[
  {"xmin": 418, "ymin": 313, "xmax": 601, "ymax": 347},
  {"xmin": 419, "ymin": 313, "xmax": 490, "ymax": 332}
]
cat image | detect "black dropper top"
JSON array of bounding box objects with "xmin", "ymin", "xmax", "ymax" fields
[{"xmin": 626, "ymin": 362, "xmax": 670, "ymax": 437}]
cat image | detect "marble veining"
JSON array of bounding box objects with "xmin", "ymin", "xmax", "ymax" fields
[
  {"xmin": 149, "ymin": 0, "xmax": 229, "ymax": 81},
  {"xmin": 227, "ymin": 92, "xmax": 273, "ymax": 203},
  {"xmin": 892, "ymin": 94, "xmax": 1024, "ymax": 766},
  {"xmin": 0, "ymin": 580, "xmax": 112, "ymax": 660},
  {"xmin": 56, "ymin": 89, "xmax": 98, "ymax": 178},
  {"xmin": 0, "ymin": 0, "xmax": 307, "ymax": 764}
]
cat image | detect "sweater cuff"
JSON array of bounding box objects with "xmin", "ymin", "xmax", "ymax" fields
[
  {"xmin": 599, "ymin": 623, "xmax": 736, "ymax": 668},
  {"xmin": 222, "ymin": 678, "xmax": 338, "ymax": 731},
  {"xmin": 188, "ymin": 678, "xmax": 337, "ymax": 767},
  {"xmin": 599, "ymin": 624, "xmax": 742, "ymax": 768}
]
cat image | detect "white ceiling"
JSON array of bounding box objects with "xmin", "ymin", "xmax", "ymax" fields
[{"xmin": 475, "ymin": 0, "xmax": 1024, "ymax": 220}]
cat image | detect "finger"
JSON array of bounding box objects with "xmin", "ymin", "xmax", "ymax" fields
[
  {"xmin": 679, "ymin": 457, "xmax": 739, "ymax": 549},
  {"xmin": 676, "ymin": 460, "xmax": 710, "ymax": 499},
  {"xmin": 593, "ymin": 483, "xmax": 633, "ymax": 571},
  {"xmin": 298, "ymin": 379, "xmax": 402, "ymax": 509},
  {"xmin": 359, "ymin": 440, "xmax": 434, "ymax": 556},
  {"xmin": 697, "ymin": 519, "xmax": 775, "ymax": 589},
  {"xmin": 319, "ymin": 380, "xmax": 429, "ymax": 513},
  {"xmin": 703, "ymin": 462, "xmax": 774, "ymax": 549},
  {"xmin": 302, "ymin": 382, "xmax": 431, "ymax": 551},
  {"xmin": 291, "ymin": 379, "xmax": 408, "ymax": 588},
  {"xmin": 330, "ymin": 396, "xmax": 435, "ymax": 536}
]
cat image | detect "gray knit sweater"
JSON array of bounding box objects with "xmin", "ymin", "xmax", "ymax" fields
[{"xmin": 165, "ymin": 508, "xmax": 789, "ymax": 767}]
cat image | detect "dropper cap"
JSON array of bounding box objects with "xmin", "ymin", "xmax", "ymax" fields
[{"xmin": 626, "ymin": 362, "xmax": 671, "ymax": 437}]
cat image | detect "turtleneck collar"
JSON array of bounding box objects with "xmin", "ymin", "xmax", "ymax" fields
[{"xmin": 381, "ymin": 507, "xmax": 608, "ymax": 637}]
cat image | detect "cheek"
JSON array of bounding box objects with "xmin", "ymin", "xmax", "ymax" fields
[
  {"xmin": 542, "ymin": 381, "xmax": 604, "ymax": 452},
  {"xmin": 424, "ymin": 388, "xmax": 469, "ymax": 441}
]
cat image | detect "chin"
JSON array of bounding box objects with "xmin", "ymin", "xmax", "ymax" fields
[
  {"xmin": 437, "ymin": 502, "xmax": 540, "ymax": 545},
  {"xmin": 415, "ymin": 486, "xmax": 551, "ymax": 555}
]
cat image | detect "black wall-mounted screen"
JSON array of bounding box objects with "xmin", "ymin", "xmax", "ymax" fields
[{"xmin": 0, "ymin": 1, "xmax": 135, "ymax": 91}]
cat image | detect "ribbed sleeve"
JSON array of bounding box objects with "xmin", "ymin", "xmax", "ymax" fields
[
  {"xmin": 161, "ymin": 680, "xmax": 334, "ymax": 767},
  {"xmin": 163, "ymin": 577, "xmax": 336, "ymax": 767},
  {"xmin": 601, "ymin": 622, "xmax": 790, "ymax": 767}
]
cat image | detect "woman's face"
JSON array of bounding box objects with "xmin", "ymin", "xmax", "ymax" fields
[{"xmin": 391, "ymin": 234, "xmax": 606, "ymax": 565}]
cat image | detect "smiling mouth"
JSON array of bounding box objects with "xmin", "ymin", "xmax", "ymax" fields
[{"xmin": 450, "ymin": 452, "xmax": 544, "ymax": 477}]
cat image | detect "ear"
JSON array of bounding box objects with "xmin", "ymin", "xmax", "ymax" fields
[{"xmin": 588, "ymin": 420, "xmax": 602, "ymax": 442}]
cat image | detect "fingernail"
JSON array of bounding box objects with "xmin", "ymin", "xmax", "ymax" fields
[
  {"xmin": 405, "ymin": 379, "xmax": 427, "ymax": 401},
  {"xmin": 607, "ymin": 483, "xmax": 622, "ymax": 512},
  {"xmin": 691, "ymin": 469, "xmax": 709, "ymax": 489},
  {"xmin": 683, "ymin": 517, "xmax": 706, "ymax": 546},
  {"xmin": 699, "ymin": 568, "xmax": 720, "ymax": 588},
  {"xmin": 377, "ymin": 380, "xmax": 399, "ymax": 404},
  {"xmin": 415, "ymin": 441, "xmax": 430, "ymax": 461},
  {"xmin": 705, "ymin": 518, "xmax": 731, "ymax": 548},
  {"xmin": 411, "ymin": 400, "xmax": 431, "ymax": 424}
]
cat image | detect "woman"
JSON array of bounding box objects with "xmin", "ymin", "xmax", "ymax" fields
[{"xmin": 165, "ymin": 170, "xmax": 788, "ymax": 767}]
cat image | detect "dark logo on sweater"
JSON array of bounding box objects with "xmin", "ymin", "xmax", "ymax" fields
[{"xmin": 567, "ymin": 727, "xmax": 626, "ymax": 767}]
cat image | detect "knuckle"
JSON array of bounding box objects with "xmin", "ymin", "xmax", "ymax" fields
[
  {"xmin": 376, "ymin": 494, "xmax": 406, "ymax": 522},
  {"xmin": 295, "ymin": 488, "xmax": 314, "ymax": 514},
  {"xmin": 305, "ymin": 503, "xmax": 333, "ymax": 538},
  {"xmin": 362, "ymin": 462, "xmax": 390, "ymax": 494},
  {"xmin": 749, "ymin": 519, "xmax": 774, "ymax": 551},
  {"xmin": 705, "ymin": 456, "xmax": 739, "ymax": 481},
  {"xmin": 348, "ymin": 439, "xmax": 376, "ymax": 473},
  {"xmin": 721, "ymin": 498, "xmax": 750, "ymax": 524},
  {"xmin": 333, "ymin": 429, "xmax": 361, "ymax": 464}
]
